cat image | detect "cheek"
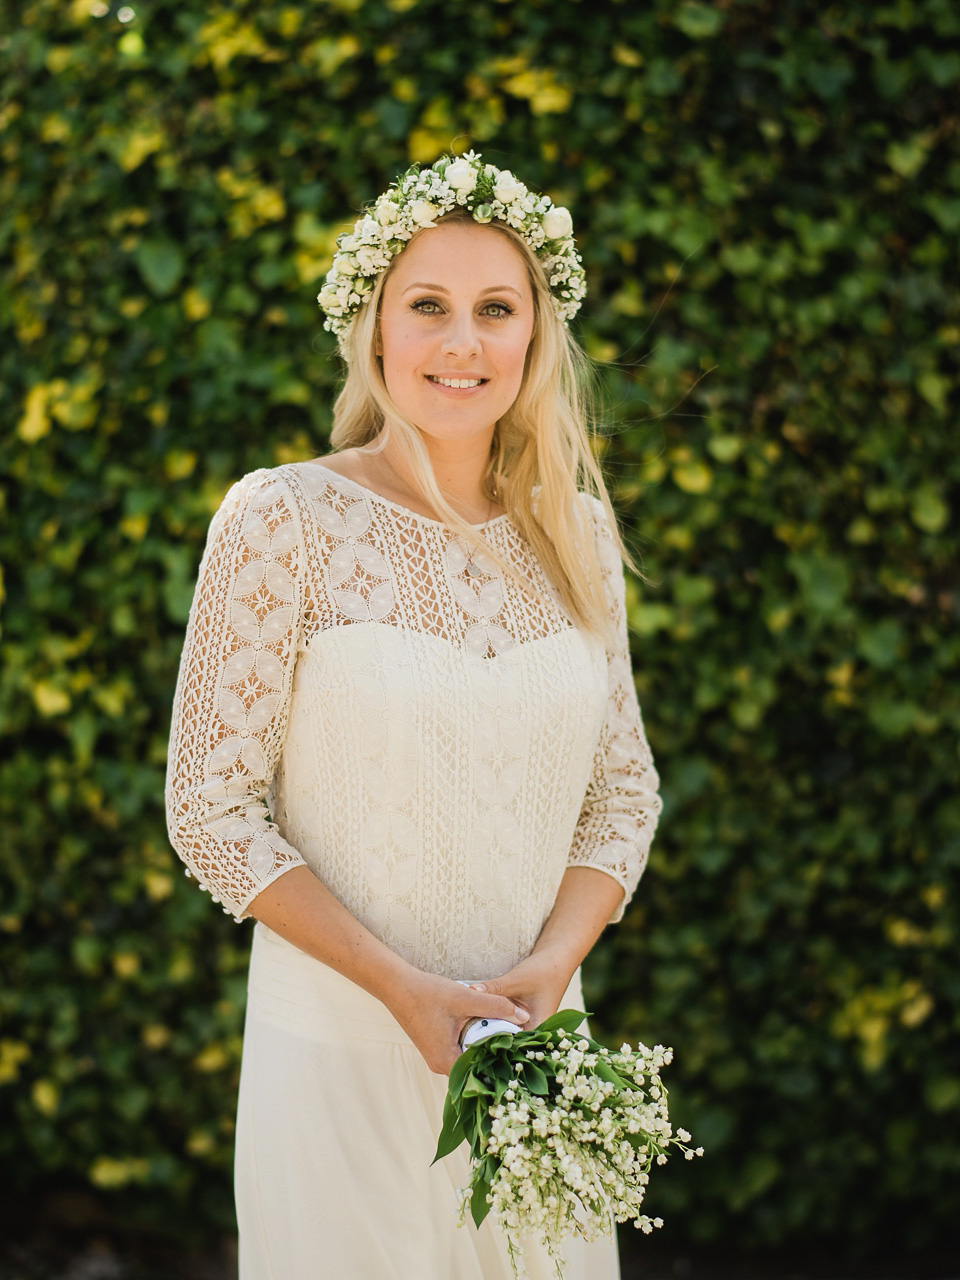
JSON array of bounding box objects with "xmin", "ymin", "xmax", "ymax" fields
[
  {"xmin": 499, "ymin": 329, "xmax": 534, "ymax": 388},
  {"xmin": 381, "ymin": 325, "xmax": 426, "ymax": 391}
]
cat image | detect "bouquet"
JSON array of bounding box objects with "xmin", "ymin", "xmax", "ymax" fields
[{"xmin": 433, "ymin": 1008, "xmax": 704, "ymax": 1279}]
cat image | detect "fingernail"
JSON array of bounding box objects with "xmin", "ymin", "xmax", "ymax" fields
[
  {"xmin": 472, "ymin": 983, "xmax": 487, "ymax": 992},
  {"xmin": 514, "ymin": 1007, "xmax": 528, "ymax": 1021}
]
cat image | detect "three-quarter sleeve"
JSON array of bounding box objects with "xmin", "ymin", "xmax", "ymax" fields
[
  {"xmin": 165, "ymin": 467, "xmax": 309, "ymax": 920},
  {"xmin": 566, "ymin": 494, "xmax": 663, "ymax": 923}
]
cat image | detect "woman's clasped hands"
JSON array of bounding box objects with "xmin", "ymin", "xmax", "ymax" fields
[{"xmin": 387, "ymin": 951, "xmax": 575, "ymax": 1076}]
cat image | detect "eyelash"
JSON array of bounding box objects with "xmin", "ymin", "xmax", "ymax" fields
[{"xmin": 410, "ymin": 299, "xmax": 515, "ymax": 320}]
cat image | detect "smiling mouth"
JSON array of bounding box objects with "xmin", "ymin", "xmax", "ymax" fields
[{"xmin": 426, "ymin": 375, "xmax": 489, "ymax": 389}]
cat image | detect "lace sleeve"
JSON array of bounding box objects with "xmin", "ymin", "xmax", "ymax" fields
[
  {"xmin": 566, "ymin": 495, "xmax": 663, "ymax": 924},
  {"xmin": 164, "ymin": 468, "xmax": 309, "ymax": 920}
]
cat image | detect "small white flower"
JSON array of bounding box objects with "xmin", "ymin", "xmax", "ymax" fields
[
  {"xmin": 375, "ymin": 199, "xmax": 396, "ymax": 225},
  {"xmin": 445, "ymin": 157, "xmax": 477, "ymax": 192},
  {"xmin": 494, "ymin": 170, "xmax": 526, "ymax": 203},
  {"xmin": 409, "ymin": 198, "xmax": 439, "ymax": 227},
  {"xmin": 542, "ymin": 206, "xmax": 574, "ymax": 239}
]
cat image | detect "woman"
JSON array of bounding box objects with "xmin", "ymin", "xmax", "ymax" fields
[{"xmin": 165, "ymin": 152, "xmax": 663, "ymax": 1279}]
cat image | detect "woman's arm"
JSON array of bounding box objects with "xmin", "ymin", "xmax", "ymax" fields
[
  {"xmin": 165, "ymin": 471, "xmax": 525, "ymax": 1075},
  {"xmin": 248, "ymin": 865, "xmax": 531, "ymax": 1074},
  {"xmin": 464, "ymin": 866, "xmax": 625, "ymax": 1027},
  {"xmin": 471, "ymin": 497, "xmax": 663, "ymax": 1025}
]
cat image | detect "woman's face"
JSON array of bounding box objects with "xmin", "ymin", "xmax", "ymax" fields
[{"xmin": 377, "ymin": 220, "xmax": 535, "ymax": 445}]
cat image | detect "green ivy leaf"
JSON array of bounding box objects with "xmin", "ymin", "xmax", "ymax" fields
[
  {"xmin": 133, "ymin": 239, "xmax": 185, "ymax": 297},
  {"xmin": 673, "ymin": 3, "xmax": 724, "ymax": 38}
]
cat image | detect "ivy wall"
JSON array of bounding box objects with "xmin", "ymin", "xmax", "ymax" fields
[{"xmin": 1, "ymin": 0, "xmax": 957, "ymax": 1254}]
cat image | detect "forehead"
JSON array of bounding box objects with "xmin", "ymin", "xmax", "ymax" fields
[{"xmin": 384, "ymin": 221, "xmax": 531, "ymax": 296}]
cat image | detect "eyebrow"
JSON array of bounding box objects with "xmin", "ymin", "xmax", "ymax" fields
[{"xmin": 401, "ymin": 282, "xmax": 524, "ymax": 298}]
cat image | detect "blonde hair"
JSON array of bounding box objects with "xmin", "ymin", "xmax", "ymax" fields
[{"xmin": 328, "ymin": 209, "xmax": 644, "ymax": 650}]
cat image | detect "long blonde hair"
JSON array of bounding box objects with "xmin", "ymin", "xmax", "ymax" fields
[{"xmin": 328, "ymin": 208, "xmax": 643, "ymax": 650}]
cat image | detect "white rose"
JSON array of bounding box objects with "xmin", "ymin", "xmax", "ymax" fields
[
  {"xmin": 337, "ymin": 254, "xmax": 358, "ymax": 276},
  {"xmin": 360, "ymin": 215, "xmax": 380, "ymax": 239},
  {"xmin": 542, "ymin": 206, "xmax": 573, "ymax": 239},
  {"xmin": 444, "ymin": 158, "xmax": 477, "ymax": 193},
  {"xmin": 493, "ymin": 170, "xmax": 526, "ymax": 204},
  {"xmin": 409, "ymin": 199, "xmax": 439, "ymax": 227},
  {"xmin": 375, "ymin": 200, "xmax": 396, "ymax": 225}
]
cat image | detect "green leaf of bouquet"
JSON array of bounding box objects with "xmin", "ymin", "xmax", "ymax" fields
[
  {"xmin": 484, "ymin": 1033, "xmax": 520, "ymax": 1051},
  {"xmin": 520, "ymin": 1061, "xmax": 550, "ymax": 1095},
  {"xmin": 432, "ymin": 1101, "xmax": 467, "ymax": 1164},
  {"xmin": 488, "ymin": 1056, "xmax": 512, "ymax": 1085},
  {"xmin": 594, "ymin": 1060, "xmax": 631, "ymax": 1090},
  {"xmin": 537, "ymin": 1008, "xmax": 592, "ymax": 1036},
  {"xmin": 462, "ymin": 1105, "xmax": 482, "ymax": 1153},
  {"xmin": 449, "ymin": 1046, "xmax": 478, "ymax": 1100},
  {"xmin": 462, "ymin": 1070, "xmax": 494, "ymax": 1099},
  {"xmin": 471, "ymin": 1177, "xmax": 493, "ymax": 1229}
]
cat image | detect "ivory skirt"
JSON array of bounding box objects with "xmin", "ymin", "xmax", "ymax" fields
[{"xmin": 235, "ymin": 921, "xmax": 622, "ymax": 1279}]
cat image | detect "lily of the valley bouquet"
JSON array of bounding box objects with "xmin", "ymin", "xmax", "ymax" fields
[{"xmin": 433, "ymin": 1008, "xmax": 704, "ymax": 1279}]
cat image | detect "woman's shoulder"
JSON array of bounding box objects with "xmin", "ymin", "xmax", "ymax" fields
[
  {"xmin": 216, "ymin": 461, "xmax": 308, "ymax": 508},
  {"xmin": 204, "ymin": 465, "xmax": 308, "ymax": 540}
]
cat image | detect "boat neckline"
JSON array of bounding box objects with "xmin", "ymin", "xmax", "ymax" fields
[{"xmin": 299, "ymin": 460, "xmax": 513, "ymax": 531}]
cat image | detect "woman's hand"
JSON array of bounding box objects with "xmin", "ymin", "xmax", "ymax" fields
[
  {"xmin": 464, "ymin": 949, "xmax": 578, "ymax": 1032},
  {"xmin": 385, "ymin": 968, "xmax": 531, "ymax": 1076}
]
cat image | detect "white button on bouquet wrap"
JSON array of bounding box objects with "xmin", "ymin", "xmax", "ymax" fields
[{"xmin": 437, "ymin": 984, "xmax": 705, "ymax": 1280}]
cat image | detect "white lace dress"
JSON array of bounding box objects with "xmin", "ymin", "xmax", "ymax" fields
[{"xmin": 165, "ymin": 460, "xmax": 663, "ymax": 1280}]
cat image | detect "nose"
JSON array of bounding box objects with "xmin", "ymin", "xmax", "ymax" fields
[{"xmin": 440, "ymin": 308, "xmax": 481, "ymax": 360}]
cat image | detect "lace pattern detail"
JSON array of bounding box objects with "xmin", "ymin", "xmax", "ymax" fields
[
  {"xmin": 165, "ymin": 462, "xmax": 662, "ymax": 976},
  {"xmin": 565, "ymin": 496, "xmax": 664, "ymax": 923}
]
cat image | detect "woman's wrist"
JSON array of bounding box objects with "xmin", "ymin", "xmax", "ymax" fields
[{"xmin": 514, "ymin": 944, "xmax": 579, "ymax": 1000}]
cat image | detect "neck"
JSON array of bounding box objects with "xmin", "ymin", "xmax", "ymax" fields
[{"xmin": 362, "ymin": 427, "xmax": 499, "ymax": 523}]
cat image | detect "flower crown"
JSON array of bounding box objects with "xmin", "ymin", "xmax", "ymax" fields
[{"xmin": 316, "ymin": 150, "xmax": 586, "ymax": 346}]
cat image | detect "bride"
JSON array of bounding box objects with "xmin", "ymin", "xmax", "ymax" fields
[{"xmin": 165, "ymin": 152, "xmax": 662, "ymax": 1278}]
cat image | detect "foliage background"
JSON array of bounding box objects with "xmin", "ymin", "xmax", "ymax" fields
[{"xmin": 1, "ymin": 0, "xmax": 958, "ymax": 1258}]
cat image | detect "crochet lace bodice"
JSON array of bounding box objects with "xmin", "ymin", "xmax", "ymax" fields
[{"xmin": 164, "ymin": 460, "xmax": 662, "ymax": 980}]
